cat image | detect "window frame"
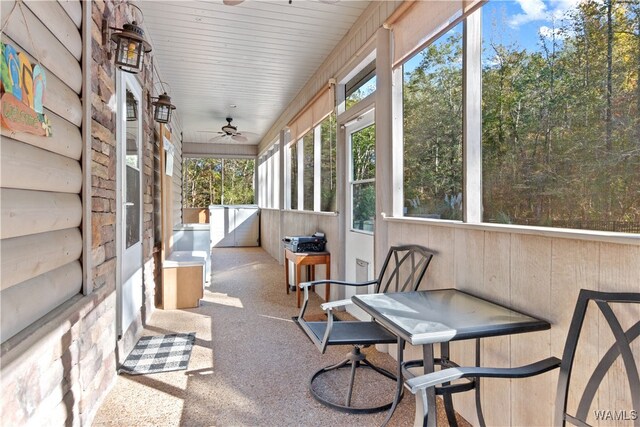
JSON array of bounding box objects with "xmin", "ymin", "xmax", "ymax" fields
[
  {"xmin": 348, "ymin": 118, "xmax": 376, "ymax": 234},
  {"xmin": 284, "ymin": 115, "xmax": 338, "ymax": 213},
  {"xmin": 394, "ymin": 8, "xmax": 483, "ymax": 224},
  {"xmin": 391, "ymin": 4, "xmax": 638, "ymax": 239}
]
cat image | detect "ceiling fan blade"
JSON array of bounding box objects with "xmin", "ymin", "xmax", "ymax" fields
[
  {"xmin": 232, "ymin": 134, "xmax": 249, "ymax": 143},
  {"xmin": 209, "ymin": 135, "xmax": 231, "ymax": 143},
  {"xmin": 223, "ymin": 0, "xmax": 244, "ymax": 5},
  {"xmin": 236, "ymin": 131, "xmax": 259, "ymax": 138}
]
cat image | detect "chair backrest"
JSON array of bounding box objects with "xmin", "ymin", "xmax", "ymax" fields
[
  {"xmin": 555, "ymin": 289, "xmax": 640, "ymax": 427},
  {"xmin": 374, "ymin": 245, "xmax": 435, "ymax": 294}
]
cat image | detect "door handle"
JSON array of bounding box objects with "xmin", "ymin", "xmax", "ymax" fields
[{"xmin": 125, "ymin": 202, "xmax": 134, "ymax": 206}]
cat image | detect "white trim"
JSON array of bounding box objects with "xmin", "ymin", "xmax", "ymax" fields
[
  {"xmin": 338, "ymin": 92, "xmax": 375, "ymax": 126},
  {"xmin": 382, "ymin": 215, "xmax": 640, "ymax": 246},
  {"xmin": 281, "ymin": 209, "xmax": 339, "ymax": 217},
  {"xmin": 462, "ymin": 9, "xmax": 482, "ymax": 223},
  {"xmin": 348, "ymin": 228, "xmax": 375, "ymax": 236},
  {"xmin": 296, "ymin": 138, "xmax": 303, "ymax": 210},
  {"xmin": 391, "ymin": 64, "xmax": 404, "ymax": 218},
  {"xmin": 283, "ymin": 131, "xmax": 290, "ymax": 210},
  {"xmin": 313, "ymin": 125, "xmax": 321, "ymax": 211},
  {"xmin": 81, "ymin": 1, "xmax": 92, "ymax": 295}
]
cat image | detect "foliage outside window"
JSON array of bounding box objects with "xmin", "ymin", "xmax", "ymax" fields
[
  {"xmin": 321, "ymin": 113, "xmax": 337, "ymax": 212},
  {"xmin": 182, "ymin": 158, "xmax": 255, "ymax": 207},
  {"xmin": 482, "ymin": 0, "xmax": 640, "ymax": 233},
  {"xmin": 303, "ymin": 131, "xmax": 315, "ymax": 211},
  {"xmin": 351, "ymin": 124, "xmax": 376, "ymax": 231},
  {"xmin": 290, "ymin": 142, "xmax": 298, "ymax": 209},
  {"xmin": 403, "ymin": 23, "xmax": 463, "ymax": 220}
]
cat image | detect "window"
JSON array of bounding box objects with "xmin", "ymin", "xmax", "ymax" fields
[
  {"xmin": 286, "ymin": 115, "xmax": 337, "ymax": 212},
  {"xmin": 346, "ymin": 61, "xmax": 376, "ymax": 109},
  {"xmin": 258, "ymin": 141, "xmax": 280, "ymax": 209},
  {"xmin": 182, "ymin": 158, "xmax": 255, "ymax": 206},
  {"xmin": 289, "ymin": 142, "xmax": 298, "ymax": 209},
  {"xmin": 403, "ymin": 23, "xmax": 463, "ymax": 220},
  {"xmin": 303, "ymin": 131, "xmax": 314, "ymax": 211},
  {"xmin": 351, "ymin": 124, "xmax": 376, "ymax": 231},
  {"xmin": 320, "ymin": 113, "xmax": 337, "ymax": 212},
  {"xmin": 481, "ymin": 1, "xmax": 640, "ymax": 232}
]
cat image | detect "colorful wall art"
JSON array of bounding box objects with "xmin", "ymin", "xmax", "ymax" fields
[{"xmin": 1, "ymin": 42, "xmax": 51, "ymax": 137}]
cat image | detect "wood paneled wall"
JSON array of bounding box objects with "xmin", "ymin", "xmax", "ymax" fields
[
  {"xmin": 385, "ymin": 219, "xmax": 640, "ymax": 426},
  {"xmin": 0, "ymin": 0, "xmax": 83, "ymax": 342},
  {"xmin": 261, "ymin": 210, "xmax": 340, "ymax": 296},
  {"xmin": 260, "ymin": 208, "xmax": 282, "ymax": 262}
]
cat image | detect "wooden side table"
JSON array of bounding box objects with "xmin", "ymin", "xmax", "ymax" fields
[{"xmin": 284, "ymin": 248, "xmax": 331, "ymax": 308}]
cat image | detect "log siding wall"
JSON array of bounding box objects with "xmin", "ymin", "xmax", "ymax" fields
[
  {"xmin": 1, "ymin": 1, "xmax": 162, "ymax": 424},
  {"xmin": 1, "ymin": 0, "xmax": 84, "ymax": 345}
]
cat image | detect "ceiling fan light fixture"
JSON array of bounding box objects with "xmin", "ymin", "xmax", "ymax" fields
[{"xmin": 221, "ymin": 117, "xmax": 237, "ymax": 135}]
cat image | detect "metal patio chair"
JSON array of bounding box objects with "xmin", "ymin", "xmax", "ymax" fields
[
  {"xmin": 405, "ymin": 289, "xmax": 640, "ymax": 427},
  {"xmin": 294, "ymin": 244, "xmax": 435, "ymax": 413}
]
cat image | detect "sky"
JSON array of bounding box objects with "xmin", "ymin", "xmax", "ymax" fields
[
  {"xmin": 482, "ymin": 0, "xmax": 583, "ymax": 54},
  {"xmin": 403, "ymin": 0, "xmax": 586, "ymax": 75}
]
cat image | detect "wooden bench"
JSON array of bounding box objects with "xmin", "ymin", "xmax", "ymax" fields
[{"xmin": 162, "ymin": 251, "xmax": 208, "ymax": 309}]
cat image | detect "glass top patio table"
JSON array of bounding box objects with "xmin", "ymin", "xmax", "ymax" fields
[
  {"xmin": 351, "ymin": 288, "xmax": 551, "ymax": 426},
  {"xmin": 351, "ymin": 288, "xmax": 550, "ymax": 345}
]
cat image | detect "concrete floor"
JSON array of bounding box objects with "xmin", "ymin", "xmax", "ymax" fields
[{"xmin": 94, "ymin": 247, "xmax": 469, "ymax": 426}]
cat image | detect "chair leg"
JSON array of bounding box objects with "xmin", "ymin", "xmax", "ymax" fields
[
  {"xmin": 345, "ymin": 359, "xmax": 358, "ymax": 407},
  {"xmin": 309, "ymin": 346, "xmax": 399, "ymax": 414},
  {"xmin": 362, "ymin": 358, "xmax": 397, "ymax": 381}
]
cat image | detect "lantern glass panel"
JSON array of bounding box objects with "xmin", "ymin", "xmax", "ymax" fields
[
  {"xmin": 154, "ymin": 105, "xmax": 171, "ymax": 123},
  {"xmin": 115, "ymin": 37, "xmax": 144, "ymax": 73}
]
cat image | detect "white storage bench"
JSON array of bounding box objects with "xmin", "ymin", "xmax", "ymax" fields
[{"xmin": 162, "ymin": 251, "xmax": 208, "ymax": 309}]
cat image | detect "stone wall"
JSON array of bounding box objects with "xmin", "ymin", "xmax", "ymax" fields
[{"xmin": 0, "ymin": 1, "xmax": 160, "ymax": 425}]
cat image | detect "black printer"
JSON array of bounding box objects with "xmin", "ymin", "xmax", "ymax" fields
[{"xmin": 282, "ymin": 232, "xmax": 326, "ymax": 253}]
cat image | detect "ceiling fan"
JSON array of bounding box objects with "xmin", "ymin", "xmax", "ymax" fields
[{"xmin": 199, "ymin": 117, "xmax": 257, "ymax": 143}]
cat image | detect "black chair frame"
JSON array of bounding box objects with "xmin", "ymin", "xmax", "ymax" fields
[
  {"xmin": 404, "ymin": 289, "xmax": 640, "ymax": 427},
  {"xmin": 295, "ymin": 244, "xmax": 435, "ymax": 414}
]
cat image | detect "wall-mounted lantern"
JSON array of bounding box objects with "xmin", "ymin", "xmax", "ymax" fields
[
  {"xmin": 151, "ymin": 92, "xmax": 176, "ymax": 124},
  {"xmin": 103, "ymin": 4, "xmax": 151, "ymax": 74}
]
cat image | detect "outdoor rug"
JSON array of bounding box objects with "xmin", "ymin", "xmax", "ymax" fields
[{"xmin": 119, "ymin": 332, "xmax": 196, "ymax": 375}]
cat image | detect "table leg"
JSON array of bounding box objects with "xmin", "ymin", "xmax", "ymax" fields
[
  {"xmin": 475, "ymin": 339, "xmax": 487, "ymax": 427},
  {"xmin": 440, "ymin": 342, "xmax": 458, "ymax": 427},
  {"xmin": 381, "ymin": 337, "xmax": 405, "ymax": 427},
  {"xmin": 325, "ymin": 261, "xmax": 330, "ymax": 302},
  {"xmin": 423, "ymin": 343, "xmax": 437, "ymax": 427},
  {"xmin": 296, "ymin": 263, "xmax": 302, "ymax": 308},
  {"xmin": 284, "ymin": 254, "xmax": 289, "ymax": 295},
  {"xmin": 309, "ymin": 266, "xmax": 315, "ymax": 293}
]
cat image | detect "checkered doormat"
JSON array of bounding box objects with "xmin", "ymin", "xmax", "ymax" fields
[{"xmin": 119, "ymin": 333, "xmax": 196, "ymax": 375}]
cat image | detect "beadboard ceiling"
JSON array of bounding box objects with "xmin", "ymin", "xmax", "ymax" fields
[{"xmin": 138, "ymin": 0, "xmax": 370, "ymax": 148}]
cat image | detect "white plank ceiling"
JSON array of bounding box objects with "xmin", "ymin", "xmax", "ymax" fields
[{"xmin": 138, "ymin": 0, "xmax": 370, "ymax": 149}]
